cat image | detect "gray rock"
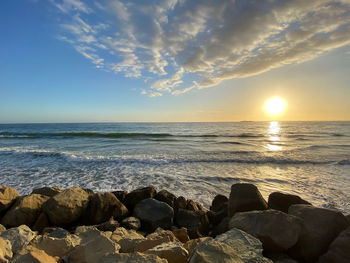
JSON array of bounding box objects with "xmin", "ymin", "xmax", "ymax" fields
[
  {"xmin": 268, "ymin": 192, "xmax": 311, "ymax": 213},
  {"xmin": 42, "ymin": 186, "xmax": 90, "ymax": 226},
  {"xmin": 176, "ymin": 209, "xmax": 209, "ymax": 239},
  {"xmin": 1, "ymin": 194, "xmax": 49, "ymax": 227},
  {"xmin": 215, "ymin": 228, "xmax": 273, "ymax": 263},
  {"xmin": 133, "ymin": 198, "xmax": 174, "ymax": 231},
  {"xmin": 122, "ymin": 217, "xmax": 141, "ymax": 230},
  {"xmin": 318, "ymin": 226, "xmax": 350, "ymax": 263},
  {"xmin": 0, "ymin": 225, "xmax": 36, "ymax": 253},
  {"xmin": 229, "ymin": 210, "xmax": 302, "ymax": 251},
  {"xmin": 125, "ymin": 187, "xmax": 156, "ymax": 209},
  {"xmin": 144, "ymin": 242, "xmax": 188, "ymax": 263},
  {"xmin": 228, "ymin": 183, "xmax": 267, "ymax": 217},
  {"xmin": 0, "ymin": 185, "xmax": 18, "ymax": 213},
  {"xmin": 288, "ymin": 204, "xmax": 349, "ymax": 263}
]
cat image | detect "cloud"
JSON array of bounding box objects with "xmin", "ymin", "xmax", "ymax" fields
[{"xmin": 50, "ymin": 0, "xmax": 350, "ymax": 96}]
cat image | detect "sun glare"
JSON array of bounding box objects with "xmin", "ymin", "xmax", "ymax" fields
[{"xmin": 265, "ymin": 97, "xmax": 286, "ymax": 115}]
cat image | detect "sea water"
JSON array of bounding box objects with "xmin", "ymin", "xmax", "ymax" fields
[{"xmin": 0, "ymin": 122, "xmax": 349, "ymax": 213}]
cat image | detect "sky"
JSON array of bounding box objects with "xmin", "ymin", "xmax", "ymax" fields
[{"xmin": 0, "ymin": 0, "xmax": 350, "ymax": 123}]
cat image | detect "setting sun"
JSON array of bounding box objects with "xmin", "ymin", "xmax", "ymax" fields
[{"xmin": 265, "ymin": 97, "xmax": 286, "ymax": 115}]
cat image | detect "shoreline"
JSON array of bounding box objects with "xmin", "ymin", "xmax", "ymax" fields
[{"xmin": 0, "ymin": 183, "xmax": 349, "ymax": 262}]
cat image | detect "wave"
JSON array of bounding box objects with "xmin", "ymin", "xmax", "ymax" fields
[{"xmin": 0, "ymin": 147, "xmax": 342, "ymax": 165}]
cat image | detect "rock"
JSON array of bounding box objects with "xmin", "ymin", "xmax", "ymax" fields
[
  {"xmin": 0, "ymin": 237, "xmax": 12, "ymax": 262},
  {"xmin": 186, "ymin": 200, "xmax": 199, "ymax": 211},
  {"xmin": 32, "ymin": 213, "xmax": 50, "ymax": 232},
  {"xmin": 41, "ymin": 227, "xmax": 70, "ymax": 238},
  {"xmin": 11, "ymin": 246, "xmax": 59, "ymax": 263},
  {"xmin": 111, "ymin": 190, "xmax": 127, "ymax": 204},
  {"xmin": 189, "ymin": 239, "xmax": 244, "ymax": 263},
  {"xmin": 96, "ymin": 217, "xmax": 119, "ymax": 232},
  {"xmin": 122, "ymin": 217, "xmax": 141, "ymax": 230},
  {"xmin": 346, "ymin": 214, "xmax": 350, "ymax": 224},
  {"xmin": 133, "ymin": 198, "xmax": 174, "ymax": 231},
  {"xmin": 184, "ymin": 237, "xmax": 212, "ymax": 258},
  {"xmin": 100, "ymin": 252, "xmax": 167, "ymax": 263},
  {"xmin": 124, "ymin": 187, "xmax": 156, "ymax": 209},
  {"xmin": 172, "ymin": 227, "xmax": 190, "ymax": 243},
  {"xmin": 228, "ymin": 183, "xmax": 268, "ymax": 217},
  {"xmin": 132, "ymin": 230, "xmax": 178, "ymax": 252},
  {"xmin": 210, "ymin": 194, "xmax": 228, "ymax": 212},
  {"xmin": 207, "ymin": 208, "xmax": 227, "ymax": 226},
  {"xmin": 31, "ymin": 187, "xmax": 62, "ymax": 197},
  {"xmin": 0, "ymin": 225, "xmax": 5, "ymax": 232},
  {"xmin": 174, "ymin": 196, "xmax": 187, "ymax": 211},
  {"xmin": 30, "ymin": 232, "xmax": 81, "ymax": 258},
  {"xmin": 67, "ymin": 235, "xmax": 120, "ymax": 263},
  {"xmin": 110, "ymin": 227, "xmax": 144, "ymax": 243},
  {"xmin": 211, "ymin": 217, "xmax": 230, "ymax": 236},
  {"xmin": 0, "ymin": 186, "xmax": 18, "ymax": 213},
  {"xmin": 288, "ymin": 204, "xmax": 349, "ymax": 262},
  {"xmin": 1, "ymin": 194, "xmax": 49, "ymax": 227},
  {"xmin": 84, "ymin": 192, "xmax": 128, "ymax": 225},
  {"xmin": 268, "ymin": 192, "xmax": 311, "ymax": 213},
  {"xmin": 176, "ymin": 209, "xmax": 209, "ymax": 238},
  {"xmin": 318, "ymin": 226, "xmax": 350, "ymax": 263},
  {"xmin": 265, "ymin": 252, "xmax": 298, "ymax": 263},
  {"xmin": 145, "ymin": 242, "xmax": 188, "ymax": 263},
  {"xmin": 42, "ymin": 186, "xmax": 89, "ymax": 226},
  {"xmin": 155, "ymin": 190, "xmax": 176, "ymax": 207},
  {"xmin": 0, "ymin": 225, "xmax": 36, "ymax": 254},
  {"xmin": 215, "ymin": 228, "xmax": 272, "ymax": 263},
  {"xmin": 229, "ymin": 210, "xmax": 302, "ymax": 251},
  {"xmin": 75, "ymin": 226, "xmax": 111, "ymax": 245}
]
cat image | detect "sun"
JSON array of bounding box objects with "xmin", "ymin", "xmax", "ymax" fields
[{"xmin": 265, "ymin": 97, "xmax": 286, "ymax": 115}]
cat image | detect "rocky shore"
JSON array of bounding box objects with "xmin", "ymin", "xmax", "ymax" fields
[{"xmin": 0, "ymin": 183, "xmax": 349, "ymax": 263}]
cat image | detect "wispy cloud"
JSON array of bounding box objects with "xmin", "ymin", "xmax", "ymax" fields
[{"xmin": 49, "ymin": 0, "xmax": 350, "ymax": 96}]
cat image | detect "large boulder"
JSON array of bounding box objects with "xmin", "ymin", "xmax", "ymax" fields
[
  {"xmin": 318, "ymin": 226, "xmax": 350, "ymax": 263},
  {"xmin": 11, "ymin": 246, "xmax": 59, "ymax": 263},
  {"xmin": 67, "ymin": 235, "xmax": 120, "ymax": 263},
  {"xmin": 189, "ymin": 239, "xmax": 244, "ymax": 263},
  {"xmin": 42, "ymin": 186, "xmax": 89, "ymax": 226},
  {"xmin": 100, "ymin": 252, "xmax": 167, "ymax": 263},
  {"xmin": 121, "ymin": 217, "xmax": 141, "ymax": 230},
  {"xmin": 0, "ymin": 225, "xmax": 36, "ymax": 254},
  {"xmin": 176, "ymin": 209, "xmax": 209, "ymax": 238},
  {"xmin": 229, "ymin": 210, "xmax": 302, "ymax": 252},
  {"xmin": 210, "ymin": 194, "xmax": 228, "ymax": 213},
  {"xmin": 174, "ymin": 196, "xmax": 187, "ymax": 211},
  {"xmin": 32, "ymin": 212, "xmax": 50, "ymax": 232},
  {"xmin": 133, "ymin": 230, "xmax": 178, "ymax": 253},
  {"xmin": 124, "ymin": 187, "xmax": 156, "ymax": 209},
  {"xmin": 268, "ymin": 192, "xmax": 311, "ymax": 213},
  {"xmin": 0, "ymin": 237, "xmax": 12, "ymax": 262},
  {"xmin": 84, "ymin": 192, "xmax": 128, "ymax": 225},
  {"xmin": 145, "ymin": 242, "xmax": 188, "ymax": 263},
  {"xmin": 110, "ymin": 227, "xmax": 144, "ymax": 243},
  {"xmin": 288, "ymin": 204, "xmax": 349, "ymax": 262},
  {"xmin": 184, "ymin": 237, "xmax": 212, "ymax": 258},
  {"xmin": 155, "ymin": 190, "xmax": 176, "ymax": 207},
  {"xmin": 215, "ymin": 228, "xmax": 273, "ymax": 263},
  {"xmin": 31, "ymin": 187, "xmax": 62, "ymax": 197},
  {"xmin": 0, "ymin": 186, "xmax": 18, "ymax": 213},
  {"xmin": 1, "ymin": 194, "xmax": 49, "ymax": 227},
  {"xmin": 95, "ymin": 217, "xmax": 119, "ymax": 232},
  {"xmin": 172, "ymin": 227, "xmax": 190, "ymax": 243},
  {"xmin": 133, "ymin": 198, "xmax": 174, "ymax": 231},
  {"xmin": 228, "ymin": 183, "xmax": 267, "ymax": 217}
]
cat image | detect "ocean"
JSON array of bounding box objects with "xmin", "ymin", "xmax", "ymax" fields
[{"xmin": 0, "ymin": 122, "xmax": 349, "ymax": 213}]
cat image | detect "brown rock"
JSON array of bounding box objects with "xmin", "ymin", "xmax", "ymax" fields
[
  {"xmin": 155, "ymin": 190, "xmax": 176, "ymax": 207},
  {"xmin": 228, "ymin": 210, "xmax": 302, "ymax": 251},
  {"xmin": 111, "ymin": 190, "xmax": 127, "ymax": 204},
  {"xmin": 288, "ymin": 204, "xmax": 349, "ymax": 262},
  {"xmin": 42, "ymin": 186, "xmax": 89, "ymax": 226},
  {"xmin": 1, "ymin": 194, "xmax": 49, "ymax": 227},
  {"xmin": 228, "ymin": 183, "xmax": 268, "ymax": 217},
  {"xmin": 32, "ymin": 212, "xmax": 50, "ymax": 232},
  {"xmin": 0, "ymin": 186, "xmax": 18, "ymax": 213},
  {"xmin": 133, "ymin": 230, "xmax": 178, "ymax": 252},
  {"xmin": 268, "ymin": 192, "xmax": 311, "ymax": 213},
  {"xmin": 211, "ymin": 217, "xmax": 230, "ymax": 237},
  {"xmin": 318, "ymin": 226, "xmax": 350, "ymax": 263},
  {"xmin": 0, "ymin": 225, "xmax": 36, "ymax": 254},
  {"xmin": 184, "ymin": 237, "xmax": 212, "ymax": 258},
  {"xmin": 121, "ymin": 217, "xmax": 141, "ymax": 230},
  {"xmin": 0, "ymin": 237, "xmax": 12, "ymax": 263},
  {"xmin": 186, "ymin": 200, "xmax": 199, "ymax": 211},
  {"xmin": 0, "ymin": 225, "xmax": 5, "ymax": 233},
  {"xmin": 124, "ymin": 187, "xmax": 156, "ymax": 209},
  {"xmin": 174, "ymin": 196, "xmax": 187, "ymax": 211},
  {"xmin": 95, "ymin": 217, "xmax": 119, "ymax": 232},
  {"xmin": 176, "ymin": 209, "xmax": 209, "ymax": 239},
  {"xmin": 84, "ymin": 192, "xmax": 128, "ymax": 225},
  {"xmin": 210, "ymin": 194, "xmax": 228, "ymax": 212},
  {"xmin": 145, "ymin": 242, "xmax": 189, "ymax": 263},
  {"xmin": 11, "ymin": 246, "xmax": 59, "ymax": 263},
  {"xmin": 172, "ymin": 227, "xmax": 190, "ymax": 243},
  {"xmin": 100, "ymin": 252, "xmax": 167, "ymax": 263},
  {"xmin": 31, "ymin": 187, "xmax": 62, "ymax": 197}
]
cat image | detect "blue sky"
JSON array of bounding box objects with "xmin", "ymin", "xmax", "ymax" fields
[{"xmin": 1, "ymin": 0, "xmax": 350, "ymax": 122}]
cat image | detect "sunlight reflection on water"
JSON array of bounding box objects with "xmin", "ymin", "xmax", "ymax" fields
[{"xmin": 266, "ymin": 121, "xmax": 282, "ymax": 151}]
